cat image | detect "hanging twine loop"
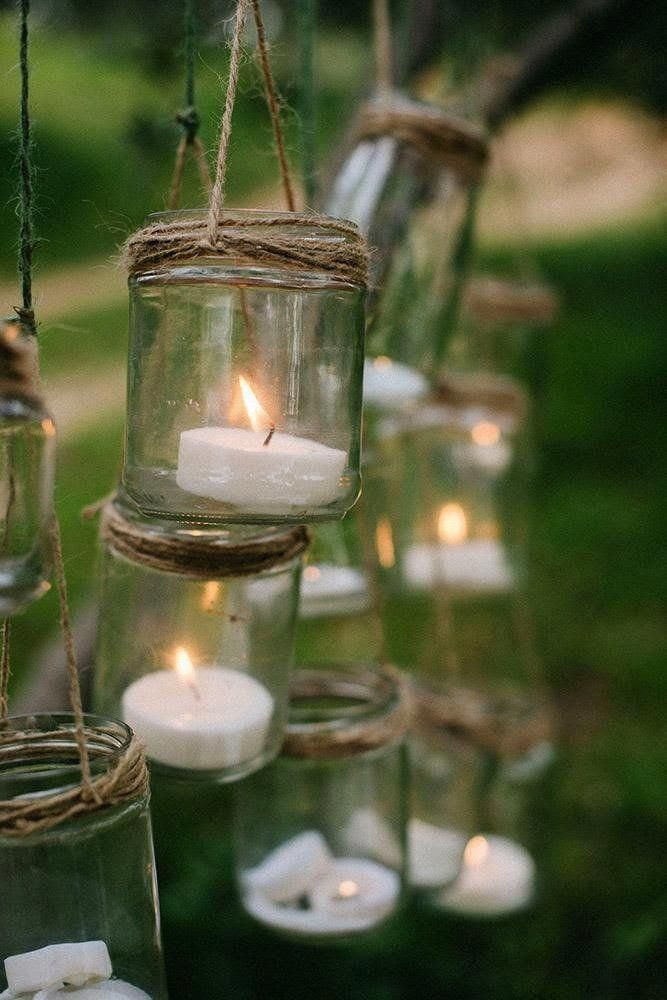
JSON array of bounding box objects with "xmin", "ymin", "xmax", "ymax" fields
[
  {"xmin": 281, "ymin": 665, "xmax": 412, "ymax": 760},
  {"xmin": 127, "ymin": 0, "xmax": 369, "ymax": 289},
  {"xmin": 102, "ymin": 503, "xmax": 309, "ymax": 579},
  {"xmin": 372, "ymin": 0, "xmax": 394, "ymax": 98}
]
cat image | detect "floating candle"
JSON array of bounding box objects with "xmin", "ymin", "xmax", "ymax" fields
[
  {"xmin": 439, "ymin": 834, "xmax": 536, "ymax": 916},
  {"xmin": 299, "ymin": 564, "xmax": 370, "ymax": 619},
  {"xmin": 121, "ymin": 649, "xmax": 273, "ymax": 771},
  {"xmin": 408, "ymin": 819, "xmax": 466, "ymax": 889},
  {"xmin": 403, "ymin": 539, "xmax": 513, "ymax": 592},
  {"xmin": 242, "ymin": 831, "xmax": 331, "ymax": 904},
  {"xmin": 176, "ymin": 377, "xmax": 346, "ymax": 512},
  {"xmin": 4, "ymin": 942, "xmax": 112, "ymax": 995},
  {"xmin": 309, "ymin": 859, "xmax": 400, "ymax": 922}
]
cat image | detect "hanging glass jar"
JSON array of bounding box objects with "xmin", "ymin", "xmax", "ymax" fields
[
  {"xmin": 408, "ymin": 678, "xmax": 554, "ymax": 919},
  {"xmin": 295, "ymin": 521, "xmax": 381, "ymax": 667},
  {"xmin": 0, "ymin": 318, "xmax": 55, "ymax": 615},
  {"xmin": 234, "ymin": 664, "xmax": 409, "ymax": 943},
  {"xmin": 325, "ymin": 94, "xmax": 487, "ymax": 383},
  {"xmin": 117, "ymin": 210, "xmax": 367, "ymax": 527},
  {"xmin": 0, "ymin": 714, "xmax": 167, "ymax": 998},
  {"xmin": 93, "ymin": 502, "xmax": 308, "ymax": 782}
]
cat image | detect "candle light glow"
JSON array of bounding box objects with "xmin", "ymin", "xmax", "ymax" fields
[
  {"xmin": 376, "ymin": 518, "xmax": 395, "ymax": 568},
  {"xmin": 239, "ymin": 376, "xmax": 272, "ymax": 433},
  {"xmin": 471, "ymin": 421, "xmax": 501, "ymax": 447},
  {"xmin": 437, "ymin": 503, "xmax": 468, "ymax": 545}
]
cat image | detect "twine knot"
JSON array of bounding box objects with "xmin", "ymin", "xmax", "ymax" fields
[
  {"xmin": 176, "ymin": 104, "xmax": 201, "ymax": 142},
  {"xmin": 12, "ymin": 305, "xmax": 36, "ymax": 337}
]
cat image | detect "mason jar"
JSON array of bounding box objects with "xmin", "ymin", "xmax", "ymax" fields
[
  {"xmin": 93, "ymin": 502, "xmax": 307, "ymax": 782},
  {"xmin": 0, "ymin": 318, "xmax": 55, "ymax": 615},
  {"xmin": 409, "ymin": 679, "xmax": 554, "ymax": 919},
  {"xmin": 0, "ymin": 714, "xmax": 167, "ymax": 998},
  {"xmin": 326, "ymin": 93, "xmax": 487, "ymax": 381},
  {"xmin": 118, "ymin": 210, "xmax": 366, "ymax": 527},
  {"xmin": 234, "ymin": 664, "xmax": 409, "ymax": 943}
]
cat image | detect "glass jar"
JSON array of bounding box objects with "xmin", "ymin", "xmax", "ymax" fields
[
  {"xmin": 366, "ymin": 392, "xmax": 531, "ymax": 683},
  {"xmin": 0, "ymin": 714, "xmax": 167, "ymax": 998},
  {"xmin": 409, "ymin": 679, "xmax": 554, "ymax": 919},
  {"xmin": 234, "ymin": 664, "xmax": 409, "ymax": 943},
  {"xmin": 295, "ymin": 521, "xmax": 381, "ymax": 666},
  {"xmin": 325, "ymin": 94, "xmax": 486, "ymax": 377},
  {"xmin": 0, "ymin": 319, "xmax": 55, "ymax": 615},
  {"xmin": 93, "ymin": 503, "xmax": 307, "ymax": 782},
  {"xmin": 118, "ymin": 210, "xmax": 366, "ymax": 527}
]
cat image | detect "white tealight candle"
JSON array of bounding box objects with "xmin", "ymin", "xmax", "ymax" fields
[
  {"xmin": 299, "ymin": 564, "xmax": 371, "ymax": 619},
  {"xmin": 439, "ymin": 834, "xmax": 536, "ymax": 917},
  {"xmin": 403, "ymin": 539, "xmax": 513, "ymax": 593},
  {"xmin": 242, "ymin": 892, "xmax": 381, "ymax": 939},
  {"xmin": 4, "ymin": 943, "xmax": 112, "ymax": 995},
  {"xmin": 363, "ymin": 357, "xmax": 428, "ymax": 410},
  {"xmin": 408, "ymin": 819, "xmax": 466, "ymax": 889},
  {"xmin": 122, "ymin": 655, "xmax": 273, "ymax": 771},
  {"xmin": 341, "ymin": 808, "xmax": 401, "ymax": 868},
  {"xmin": 176, "ymin": 427, "xmax": 346, "ymax": 513},
  {"xmin": 242, "ymin": 831, "xmax": 331, "ymax": 903},
  {"xmin": 309, "ymin": 859, "xmax": 400, "ymax": 923},
  {"xmin": 39, "ymin": 982, "xmax": 151, "ymax": 999}
]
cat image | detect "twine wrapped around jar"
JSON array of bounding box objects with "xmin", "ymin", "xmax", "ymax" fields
[
  {"xmin": 101, "ymin": 503, "xmax": 310, "ymax": 579},
  {"xmin": 281, "ymin": 664, "xmax": 412, "ymax": 760},
  {"xmin": 433, "ymin": 372, "xmax": 529, "ymax": 422},
  {"xmin": 463, "ymin": 277, "xmax": 559, "ymax": 328},
  {"xmin": 354, "ymin": 97, "xmax": 489, "ymax": 183}
]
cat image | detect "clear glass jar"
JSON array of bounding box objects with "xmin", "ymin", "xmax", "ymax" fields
[
  {"xmin": 93, "ymin": 504, "xmax": 307, "ymax": 782},
  {"xmin": 234, "ymin": 664, "xmax": 409, "ymax": 943},
  {"xmin": 295, "ymin": 521, "xmax": 381, "ymax": 666},
  {"xmin": 0, "ymin": 320, "xmax": 55, "ymax": 615},
  {"xmin": 118, "ymin": 211, "xmax": 366, "ymax": 527},
  {"xmin": 0, "ymin": 714, "xmax": 167, "ymax": 998},
  {"xmin": 326, "ymin": 94, "xmax": 486, "ymax": 376},
  {"xmin": 365, "ymin": 392, "xmax": 531, "ymax": 684},
  {"xmin": 409, "ymin": 680, "xmax": 554, "ymax": 919}
]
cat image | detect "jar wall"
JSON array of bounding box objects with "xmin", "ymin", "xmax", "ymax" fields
[
  {"xmin": 0, "ymin": 395, "xmax": 55, "ymax": 614},
  {"xmin": 93, "ymin": 536, "xmax": 302, "ymax": 782},
  {"xmin": 0, "ymin": 716, "xmax": 167, "ymax": 999},
  {"xmin": 119, "ymin": 213, "xmax": 365, "ymax": 526},
  {"xmin": 234, "ymin": 666, "xmax": 408, "ymax": 943}
]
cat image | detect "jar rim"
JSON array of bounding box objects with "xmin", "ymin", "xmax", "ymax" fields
[
  {"xmin": 146, "ymin": 207, "xmax": 360, "ymax": 240},
  {"xmin": 281, "ymin": 664, "xmax": 410, "ymax": 758},
  {"xmin": 0, "ymin": 713, "xmax": 133, "ymax": 792}
]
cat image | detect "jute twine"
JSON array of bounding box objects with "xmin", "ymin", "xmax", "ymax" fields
[
  {"xmin": 464, "ymin": 276, "xmax": 559, "ymax": 327},
  {"xmin": 281, "ymin": 664, "xmax": 412, "ymax": 760},
  {"xmin": 102, "ymin": 503, "xmax": 309, "ymax": 579},
  {"xmin": 125, "ymin": 0, "xmax": 369, "ymax": 289},
  {"xmin": 413, "ymin": 682, "xmax": 554, "ymax": 758},
  {"xmin": 354, "ymin": 99, "xmax": 489, "ymax": 184},
  {"xmin": 0, "ymin": 723, "xmax": 148, "ymax": 838},
  {"xmin": 434, "ymin": 372, "xmax": 529, "ymax": 422}
]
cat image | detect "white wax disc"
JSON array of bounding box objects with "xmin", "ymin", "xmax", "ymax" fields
[
  {"xmin": 243, "ymin": 831, "xmax": 332, "ymax": 903},
  {"xmin": 308, "ymin": 858, "xmax": 400, "ymax": 921},
  {"xmin": 5, "ymin": 942, "xmax": 112, "ymax": 994}
]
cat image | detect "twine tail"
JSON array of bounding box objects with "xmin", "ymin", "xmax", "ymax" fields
[
  {"xmin": 167, "ymin": 135, "xmax": 189, "ymax": 211},
  {"xmin": 373, "ymin": 0, "xmax": 394, "ymax": 97},
  {"xmin": 17, "ymin": 0, "xmax": 34, "ymax": 329},
  {"xmin": 207, "ymin": 0, "xmax": 250, "ymax": 245},
  {"xmin": 0, "ymin": 619, "xmax": 10, "ymax": 721},
  {"xmin": 250, "ymin": 0, "xmax": 296, "ymax": 211},
  {"xmin": 49, "ymin": 516, "xmax": 94, "ymax": 792}
]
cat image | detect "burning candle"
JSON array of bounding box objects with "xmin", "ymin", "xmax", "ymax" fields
[
  {"xmin": 176, "ymin": 377, "xmax": 347, "ymax": 513},
  {"xmin": 1, "ymin": 942, "xmax": 150, "ymax": 999},
  {"xmin": 403, "ymin": 503, "xmax": 514, "ymax": 592},
  {"xmin": 438, "ymin": 834, "xmax": 536, "ymax": 917},
  {"xmin": 308, "ymin": 859, "xmax": 400, "ymax": 922},
  {"xmin": 121, "ymin": 647, "xmax": 273, "ymax": 771},
  {"xmin": 299, "ymin": 564, "xmax": 370, "ymax": 619}
]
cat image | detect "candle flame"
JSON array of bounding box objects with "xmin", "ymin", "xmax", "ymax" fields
[
  {"xmin": 464, "ymin": 835, "xmax": 489, "ymax": 867},
  {"xmin": 304, "ymin": 565, "xmax": 321, "ymax": 582},
  {"xmin": 376, "ymin": 518, "xmax": 395, "ymax": 568},
  {"xmin": 437, "ymin": 503, "xmax": 468, "ymax": 545},
  {"xmin": 337, "ymin": 879, "xmax": 359, "ymax": 899},
  {"xmin": 239, "ymin": 376, "xmax": 272, "ymax": 433},
  {"xmin": 41, "ymin": 417, "xmax": 56, "ymax": 437},
  {"xmin": 372, "ymin": 355, "xmax": 392, "ymax": 370},
  {"xmin": 471, "ymin": 421, "xmax": 501, "ymax": 447},
  {"xmin": 174, "ymin": 647, "xmax": 196, "ymax": 685}
]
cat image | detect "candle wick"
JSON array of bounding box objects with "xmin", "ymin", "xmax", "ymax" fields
[
  {"xmin": 186, "ymin": 676, "xmax": 202, "ymax": 702},
  {"xmin": 263, "ymin": 424, "xmax": 275, "ymax": 447}
]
